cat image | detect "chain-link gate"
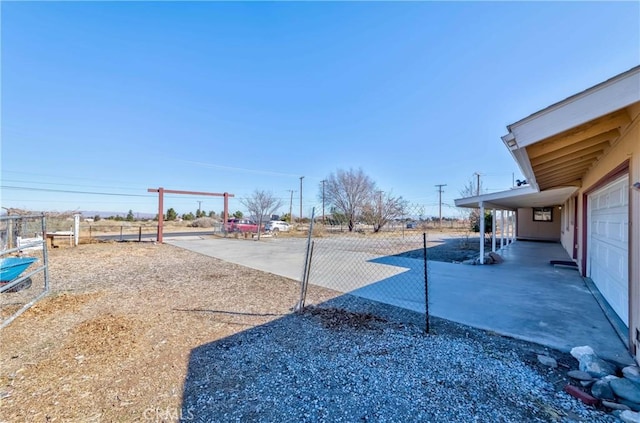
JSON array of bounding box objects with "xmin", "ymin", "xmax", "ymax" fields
[
  {"xmin": 296, "ymin": 208, "xmax": 431, "ymax": 332},
  {"xmin": 1, "ymin": 214, "xmax": 50, "ymax": 328}
]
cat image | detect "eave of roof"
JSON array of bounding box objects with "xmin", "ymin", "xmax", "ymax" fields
[
  {"xmin": 454, "ymin": 186, "xmax": 578, "ymax": 210},
  {"xmin": 501, "ymin": 66, "xmax": 640, "ymax": 192}
]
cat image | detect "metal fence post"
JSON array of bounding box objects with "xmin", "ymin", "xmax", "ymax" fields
[
  {"xmin": 423, "ymin": 232, "xmax": 429, "ymax": 334},
  {"xmin": 295, "ymin": 208, "xmax": 315, "ymax": 312}
]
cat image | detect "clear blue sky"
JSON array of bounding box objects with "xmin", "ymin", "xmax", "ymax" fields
[{"xmin": 1, "ymin": 1, "xmax": 639, "ymax": 218}]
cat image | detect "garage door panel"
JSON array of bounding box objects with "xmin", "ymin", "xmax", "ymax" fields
[
  {"xmin": 592, "ymin": 221, "xmax": 628, "ymax": 247},
  {"xmin": 589, "ymin": 175, "xmax": 629, "ymax": 326},
  {"xmin": 592, "ymin": 183, "xmax": 627, "ymax": 210}
]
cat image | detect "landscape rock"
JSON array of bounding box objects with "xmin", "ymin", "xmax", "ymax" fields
[
  {"xmin": 570, "ymin": 345, "xmax": 595, "ymax": 361},
  {"xmin": 537, "ymin": 354, "xmax": 558, "ymax": 368},
  {"xmin": 567, "ymin": 370, "xmax": 594, "ymax": 381},
  {"xmin": 488, "ymin": 252, "xmax": 503, "ymax": 263},
  {"xmin": 619, "ymin": 410, "xmax": 640, "ymax": 423},
  {"xmin": 602, "ymin": 400, "xmax": 631, "ymax": 411},
  {"xmin": 623, "ymin": 366, "xmax": 640, "ymax": 384},
  {"xmin": 591, "ymin": 379, "xmax": 616, "ymax": 400},
  {"xmin": 611, "ymin": 378, "xmax": 640, "ymax": 403},
  {"xmin": 619, "ymin": 399, "xmax": 640, "ymax": 412},
  {"xmin": 569, "ymin": 345, "xmax": 617, "ymax": 377}
]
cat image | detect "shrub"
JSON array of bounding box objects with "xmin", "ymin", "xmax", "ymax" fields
[{"xmin": 189, "ymin": 217, "xmax": 216, "ymax": 228}]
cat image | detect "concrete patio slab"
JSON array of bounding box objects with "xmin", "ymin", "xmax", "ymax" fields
[{"xmin": 167, "ymin": 235, "xmax": 634, "ymax": 366}]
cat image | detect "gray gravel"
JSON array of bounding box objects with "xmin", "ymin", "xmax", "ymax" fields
[{"xmin": 181, "ymin": 296, "xmax": 617, "ymax": 423}]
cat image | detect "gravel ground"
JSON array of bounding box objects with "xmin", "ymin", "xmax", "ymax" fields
[
  {"xmin": 0, "ymin": 241, "xmax": 621, "ymax": 422},
  {"xmin": 183, "ymin": 296, "xmax": 617, "ymax": 423}
]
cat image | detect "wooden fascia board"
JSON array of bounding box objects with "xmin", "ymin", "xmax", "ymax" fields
[{"xmin": 506, "ymin": 67, "xmax": 640, "ymax": 148}]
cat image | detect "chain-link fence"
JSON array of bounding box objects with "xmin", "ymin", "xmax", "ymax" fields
[
  {"xmin": 296, "ymin": 207, "xmax": 445, "ymax": 332},
  {"xmin": 1, "ymin": 215, "xmax": 50, "ymax": 328}
]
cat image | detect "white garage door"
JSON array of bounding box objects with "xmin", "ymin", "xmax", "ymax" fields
[{"xmin": 588, "ymin": 175, "xmax": 629, "ymax": 325}]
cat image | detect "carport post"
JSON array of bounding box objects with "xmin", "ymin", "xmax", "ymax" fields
[
  {"xmin": 479, "ymin": 201, "xmax": 485, "ymax": 264},
  {"xmin": 511, "ymin": 211, "xmax": 515, "ymax": 243},
  {"xmin": 505, "ymin": 211, "xmax": 510, "ymax": 245},
  {"xmin": 491, "ymin": 209, "xmax": 496, "ymax": 252},
  {"xmin": 509, "ymin": 211, "xmax": 514, "ymax": 245},
  {"xmin": 500, "ymin": 211, "xmax": 505, "ymax": 249}
]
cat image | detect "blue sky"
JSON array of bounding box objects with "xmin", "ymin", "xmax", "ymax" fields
[{"xmin": 1, "ymin": 1, "xmax": 639, "ymax": 218}]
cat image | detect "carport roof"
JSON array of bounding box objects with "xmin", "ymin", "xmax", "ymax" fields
[{"xmin": 454, "ymin": 186, "xmax": 578, "ymax": 210}]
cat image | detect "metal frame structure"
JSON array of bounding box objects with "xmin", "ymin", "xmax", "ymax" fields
[{"xmin": 147, "ymin": 187, "xmax": 234, "ymax": 243}]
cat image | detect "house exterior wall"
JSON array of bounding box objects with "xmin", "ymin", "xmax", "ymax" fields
[
  {"xmin": 571, "ymin": 103, "xmax": 639, "ymax": 359},
  {"xmin": 560, "ymin": 197, "xmax": 577, "ymax": 258},
  {"xmin": 516, "ymin": 207, "xmax": 561, "ymax": 241}
]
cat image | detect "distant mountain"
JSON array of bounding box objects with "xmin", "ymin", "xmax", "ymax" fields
[{"xmin": 80, "ymin": 211, "xmax": 156, "ymax": 219}]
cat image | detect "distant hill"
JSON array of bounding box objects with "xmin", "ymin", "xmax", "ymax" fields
[{"xmin": 80, "ymin": 211, "xmax": 156, "ymax": 219}]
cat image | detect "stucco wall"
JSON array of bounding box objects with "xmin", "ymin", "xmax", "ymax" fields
[
  {"xmin": 516, "ymin": 206, "xmax": 561, "ymax": 241},
  {"xmin": 560, "ymin": 197, "xmax": 577, "ymax": 258}
]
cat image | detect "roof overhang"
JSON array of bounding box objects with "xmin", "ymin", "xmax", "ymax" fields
[
  {"xmin": 502, "ymin": 66, "xmax": 640, "ymax": 191},
  {"xmin": 454, "ymin": 186, "xmax": 578, "ymax": 210}
]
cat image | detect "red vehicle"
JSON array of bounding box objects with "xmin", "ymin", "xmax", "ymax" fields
[{"xmin": 225, "ymin": 218, "xmax": 260, "ymax": 233}]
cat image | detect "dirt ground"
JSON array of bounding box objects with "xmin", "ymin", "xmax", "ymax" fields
[
  {"xmin": 0, "ymin": 242, "xmax": 340, "ymax": 422},
  {"xmin": 0, "ymin": 235, "xmax": 543, "ymax": 422}
]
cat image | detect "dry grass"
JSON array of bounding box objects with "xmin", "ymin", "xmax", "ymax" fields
[{"xmin": 0, "ymin": 242, "xmax": 338, "ymax": 422}]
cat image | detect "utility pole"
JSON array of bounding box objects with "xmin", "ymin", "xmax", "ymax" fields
[
  {"xmin": 299, "ymin": 176, "xmax": 304, "ymax": 224},
  {"xmin": 474, "ymin": 172, "xmax": 481, "ymax": 196},
  {"xmin": 287, "ymin": 190, "xmax": 296, "ymax": 224},
  {"xmin": 321, "ymin": 179, "xmax": 326, "ymax": 224},
  {"xmin": 435, "ymin": 184, "xmax": 447, "ymax": 230},
  {"xmin": 197, "ymin": 201, "xmax": 202, "ymax": 217}
]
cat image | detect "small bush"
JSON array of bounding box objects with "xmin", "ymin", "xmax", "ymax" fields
[{"xmin": 189, "ymin": 217, "xmax": 216, "ymax": 228}]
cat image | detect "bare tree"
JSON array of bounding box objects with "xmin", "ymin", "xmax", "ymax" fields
[
  {"xmin": 322, "ymin": 168, "xmax": 375, "ymax": 232},
  {"xmin": 362, "ymin": 191, "xmax": 408, "ymax": 232},
  {"xmin": 459, "ymin": 176, "xmax": 492, "ymax": 237},
  {"xmin": 459, "ymin": 177, "xmax": 483, "ymax": 199},
  {"xmin": 240, "ymin": 190, "xmax": 283, "ymax": 240}
]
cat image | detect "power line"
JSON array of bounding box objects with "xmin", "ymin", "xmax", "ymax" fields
[
  {"xmin": 1, "ymin": 177, "xmax": 138, "ymax": 188},
  {"xmin": 1, "ymin": 185, "xmax": 153, "ymax": 197}
]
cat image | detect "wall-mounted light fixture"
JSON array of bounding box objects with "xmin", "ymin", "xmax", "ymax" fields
[{"xmin": 633, "ymin": 182, "xmax": 640, "ymax": 191}]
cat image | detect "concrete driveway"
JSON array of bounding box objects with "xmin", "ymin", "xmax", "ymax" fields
[{"xmin": 167, "ymin": 234, "xmax": 633, "ymax": 365}]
